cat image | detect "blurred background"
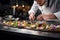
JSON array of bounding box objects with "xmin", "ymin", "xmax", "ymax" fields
[{"xmin": 0, "ymin": 0, "xmax": 35, "ymax": 20}]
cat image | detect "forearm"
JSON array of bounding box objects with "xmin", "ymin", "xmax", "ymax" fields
[{"xmin": 28, "ymin": 1, "xmax": 38, "ymax": 15}]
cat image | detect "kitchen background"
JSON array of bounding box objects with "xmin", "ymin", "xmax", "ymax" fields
[{"xmin": 0, "ymin": 0, "xmax": 39, "ymax": 20}]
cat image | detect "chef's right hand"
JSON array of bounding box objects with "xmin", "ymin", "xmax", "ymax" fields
[{"xmin": 29, "ymin": 13, "xmax": 35, "ymax": 21}]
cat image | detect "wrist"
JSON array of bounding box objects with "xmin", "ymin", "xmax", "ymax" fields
[{"xmin": 30, "ymin": 13, "xmax": 35, "ymax": 16}]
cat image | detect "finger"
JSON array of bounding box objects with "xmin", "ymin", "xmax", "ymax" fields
[
  {"xmin": 29, "ymin": 16, "xmax": 31, "ymax": 20},
  {"xmin": 29, "ymin": 16, "xmax": 34, "ymax": 21},
  {"xmin": 32, "ymin": 16, "xmax": 35, "ymax": 21}
]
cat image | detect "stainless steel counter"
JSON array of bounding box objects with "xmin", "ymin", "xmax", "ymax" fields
[{"xmin": 0, "ymin": 24, "xmax": 60, "ymax": 40}]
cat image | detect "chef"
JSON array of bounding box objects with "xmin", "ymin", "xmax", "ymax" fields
[{"xmin": 28, "ymin": 0, "xmax": 60, "ymax": 21}]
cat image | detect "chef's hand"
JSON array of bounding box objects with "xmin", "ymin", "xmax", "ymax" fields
[
  {"xmin": 42, "ymin": 14, "xmax": 57, "ymax": 20},
  {"xmin": 29, "ymin": 13, "xmax": 35, "ymax": 21},
  {"xmin": 37, "ymin": 14, "xmax": 43, "ymax": 21}
]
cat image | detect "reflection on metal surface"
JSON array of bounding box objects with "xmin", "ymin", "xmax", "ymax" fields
[{"xmin": 0, "ymin": 23, "xmax": 60, "ymax": 38}]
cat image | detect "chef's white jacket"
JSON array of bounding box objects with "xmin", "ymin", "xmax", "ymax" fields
[{"xmin": 28, "ymin": 0, "xmax": 60, "ymax": 20}]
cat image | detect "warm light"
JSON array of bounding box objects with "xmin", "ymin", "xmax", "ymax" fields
[
  {"xmin": 16, "ymin": 4, "xmax": 18, "ymax": 7},
  {"xmin": 22, "ymin": 5, "xmax": 24, "ymax": 7},
  {"xmin": 11, "ymin": 5, "xmax": 16, "ymax": 8}
]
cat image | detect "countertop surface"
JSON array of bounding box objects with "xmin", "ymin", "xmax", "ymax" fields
[{"xmin": 0, "ymin": 24, "xmax": 60, "ymax": 39}]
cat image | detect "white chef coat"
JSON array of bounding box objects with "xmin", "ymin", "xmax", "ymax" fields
[{"xmin": 28, "ymin": 1, "xmax": 60, "ymax": 20}]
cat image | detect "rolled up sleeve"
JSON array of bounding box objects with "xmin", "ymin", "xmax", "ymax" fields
[
  {"xmin": 54, "ymin": 11, "xmax": 60, "ymax": 20},
  {"xmin": 28, "ymin": 1, "xmax": 39, "ymax": 15}
]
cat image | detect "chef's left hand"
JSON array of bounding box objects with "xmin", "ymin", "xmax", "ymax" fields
[
  {"xmin": 42, "ymin": 14, "xmax": 57, "ymax": 20},
  {"xmin": 37, "ymin": 14, "xmax": 43, "ymax": 21}
]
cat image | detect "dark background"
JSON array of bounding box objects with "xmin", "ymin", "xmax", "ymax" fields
[{"xmin": 0, "ymin": 0, "xmax": 34, "ymax": 20}]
